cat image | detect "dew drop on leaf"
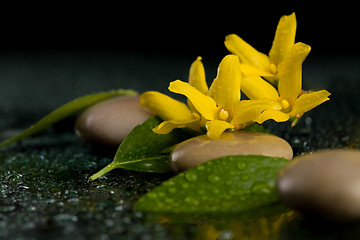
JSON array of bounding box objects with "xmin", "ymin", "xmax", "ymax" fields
[
  {"xmin": 181, "ymin": 183, "xmax": 190, "ymax": 189},
  {"xmin": 167, "ymin": 187, "xmax": 177, "ymax": 194},
  {"xmin": 251, "ymin": 181, "xmax": 272, "ymax": 195},
  {"xmin": 212, "ymin": 188, "xmax": 220, "ymax": 194},
  {"xmin": 185, "ymin": 172, "xmax": 198, "ymax": 182},
  {"xmin": 184, "ymin": 196, "xmax": 199, "ymax": 206},
  {"xmin": 236, "ymin": 162, "xmax": 247, "ymax": 170},
  {"xmin": 164, "ymin": 198, "xmax": 175, "ymax": 204},
  {"xmin": 241, "ymin": 175, "xmax": 250, "ymax": 181},
  {"xmin": 207, "ymin": 175, "xmax": 221, "ymax": 183},
  {"xmin": 147, "ymin": 192, "xmax": 158, "ymax": 199}
]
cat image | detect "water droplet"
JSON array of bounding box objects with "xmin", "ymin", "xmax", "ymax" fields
[
  {"xmin": 67, "ymin": 198, "xmax": 80, "ymax": 204},
  {"xmin": 185, "ymin": 172, "xmax": 198, "ymax": 182},
  {"xmin": 225, "ymin": 180, "xmax": 233, "ymax": 185},
  {"xmin": 251, "ymin": 181, "xmax": 272, "ymax": 195},
  {"xmin": 237, "ymin": 162, "xmax": 247, "ymax": 170},
  {"xmin": 185, "ymin": 197, "xmax": 199, "ymax": 206},
  {"xmin": 164, "ymin": 198, "xmax": 175, "ymax": 204},
  {"xmin": 17, "ymin": 185, "xmax": 29, "ymax": 190},
  {"xmin": 163, "ymin": 180, "xmax": 175, "ymax": 187},
  {"xmin": 241, "ymin": 175, "xmax": 250, "ymax": 181},
  {"xmin": 105, "ymin": 219, "xmax": 115, "ymax": 228},
  {"xmin": 167, "ymin": 187, "xmax": 177, "ymax": 194},
  {"xmin": 27, "ymin": 206, "xmax": 37, "ymax": 211},
  {"xmin": 181, "ymin": 183, "xmax": 189, "ymax": 189},
  {"xmin": 54, "ymin": 213, "xmax": 79, "ymax": 222},
  {"xmin": 197, "ymin": 189, "xmax": 206, "ymax": 195},
  {"xmin": 212, "ymin": 188, "xmax": 220, "ymax": 194},
  {"xmin": 239, "ymin": 196, "xmax": 248, "ymax": 201},
  {"xmin": 46, "ymin": 199, "xmax": 56, "ymax": 204},
  {"xmin": 143, "ymin": 163, "xmax": 152, "ymax": 167},
  {"xmin": 0, "ymin": 205, "xmax": 16, "ymax": 213},
  {"xmin": 229, "ymin": 171, "xmax": 237, "ymax": 176},
  {"xmin": 207, "ymin": 175, "xmax": 221, "ymax": 183},
  {"xmin": 197, "ymin": 165, "xmax": 205, "ymax": 171},
  {"xmin": 115, "ymin": 205, "xmax": 124, "ymax": 211},
  {"xmin": 147, "ymin": 192, "xmax": 158, "ymax": 199}
]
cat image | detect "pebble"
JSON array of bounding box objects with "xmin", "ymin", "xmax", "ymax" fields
[
  {"xmin": 170, "ymin": 132, "xmax": 293, "ymax": 172},
  {"xmin": 75, "ymin": 96, "xmax": 153, "ymax": 146},
  {"xmin": 277, "ymin": 149, "xmax": 360, "ymax": 221}
]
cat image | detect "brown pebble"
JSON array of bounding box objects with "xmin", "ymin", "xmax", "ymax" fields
[
  {"xmin": 277, "ymin": 149, "xmax": 360, "ymax": 221},
  {"xmin": 170, "ymin": 132, "xmax": 293, "ymax": 172},
  {"xmin": 75, "ymin": 96, "xmax": 153, "ymax": 146}
]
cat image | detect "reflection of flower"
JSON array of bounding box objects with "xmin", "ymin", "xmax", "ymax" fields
[{"xmin": 141, "ymin": 55, "xmax": 269, "ymax": 140}]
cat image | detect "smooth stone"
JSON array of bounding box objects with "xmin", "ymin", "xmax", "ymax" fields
[
  {"xmin": 277, "ymin": 149, "xmax": 360, "ymax": 221},
  {"xmin": 75, "ymin": 96, "xmax": 153, "ymax": 146},
  {"xmin": 170, "ymin": 132, "xmax": 293, "ymax": 172}
]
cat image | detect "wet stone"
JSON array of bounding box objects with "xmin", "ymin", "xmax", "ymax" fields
[
  {"xmin": 277, "ymin": 149, "xmax": 360, "ymax": 221},
  {"xmin": 170, "ymin": 132, "xmax": 293, "ymax": 172},
  {"xmin": 75, "ymin": 96, "xmax": 153, "ymax": 146}
]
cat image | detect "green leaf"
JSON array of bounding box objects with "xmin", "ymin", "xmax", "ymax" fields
[
  {"xmin": 0, "ymin": 89, "xmax": 138, "ymax": 149},
  {"xmin": 134, "ymin": 155, "xmax": 289, "ymax": 214},
  {"xmin": 243, "ymin": 123, "xmax": 272, "ymax": 134},
  {"xmin": 88, "ymin": 117, "xmax": 193, "ymax": 181}
]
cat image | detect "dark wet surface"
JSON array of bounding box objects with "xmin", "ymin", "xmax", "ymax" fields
[{"xmin": 1, "ymin": 52, "xmax": 360, "ymax": 239}]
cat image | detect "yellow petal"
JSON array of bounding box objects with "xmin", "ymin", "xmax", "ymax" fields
[
  {"xmin": 254, "ymin": 109, "xmax": 290, "ymax": 124},
  {"xmin": 169, "ymin": 80, "xmax": 218, "ymax": 120},
  {"xmin": 269, "ymin": 13, "xmax": 297, "ymax": 66},
  {"xmin": 208, "ymin": 55, "xmax": 242, "ymax": 112},
  {"xmin": 187, "ymin": 56, "xmax": 208, "ymax": 113},
  {"xmin": 241, "ymin": 75, "xmax": 279, "ymax": 100},
  {"xmin": 289, "ymin": 90, "xmax": 331, "ymax": 117},
  {"xmin": 224, "ymin": 34, "xmax": 271, "ymax": 73},
  {"xmin": 278, "ymin": 42, "xmax": 311, "ymax": 104},
  {"xmin": 140, "ymin": 91, "xmax": 194, "ymax": 121},
  {"xmin": 232, "ymin": 99, "xmax": 282, "ymax": 125},
  {"xmin": 153, "ymin": 119, "xmax": 200, "ymax": 134},
  {"xmin": 188, "ymin": 56, "xmax": 208, "ymax": 94},
  {"xmin": 239, "ymin": 63, "xmax": 274, "ymax": 77},
  {"xmin": 206, "ymin": 120, "xmax": 234, "ymax": 140}
]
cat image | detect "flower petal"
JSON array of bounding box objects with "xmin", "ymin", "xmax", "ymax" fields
[
  {"xmin": 278, "ymin": 42, "xmax": 311, "ymax": 104},
  {"xmin": 207, "ymin": 55, "xmax": 242, "ymax": 112},
  {"xmin": 254, "ymin": 109, "xmax": 290, "ymax": 124},
  {"xmin": 269, "ymin": 13, "xmax": 297, "ymax": 66},
  {"xmin": 225, "ymin": 34, "xmax": 271, "ymax": 73},
  {"xmin": 289, "ymin": 90, "xmax": 331, "ymax": 117},
  {"xmin": 140, "ymin": 91, "xmax": 194, "ymax": 121},
  {"xmin": 241, "ymin": 75, "xmax": 279, "ymax": 100},
  {"xmin": 239, "ymin": 63, "xmax": 274, "ymax": 77},
  {"xmin": 232, "ymin": 99, "xmax": 282, "ymax": 125},
  {"xmin": 153, "ymin": 119, "xmax": 200, "ymax": 134},
  {"xmin": 188, "ymin": 56, "xmax": 208, "ymax": 94},
  {"xmin": 169, "ymin": 80, "xmax": 218, "ymax": 120},
  {"xmin": 206, "ymin": 120, "xmax": 234, "ymax": 140}
]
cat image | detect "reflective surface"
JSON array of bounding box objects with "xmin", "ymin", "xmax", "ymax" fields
[{"xmin": 1, "ymin": 53, "xmax": 360, "ymax": 239}]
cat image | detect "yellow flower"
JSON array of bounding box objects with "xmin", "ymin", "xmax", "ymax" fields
[
  {"xmin": 230, "ymin": 41, "xmax": 330, "ymax": 125},
  {"xmin": 225, "ymin": 12, "xmax": 301, "ymax": 85},
  {"xmin": 140, "ymin": 55, "xmax": 270, "ymax": 139},
  {"xmin": 223, "ymin": 12, "xmax": 330, "ymax": 125}
]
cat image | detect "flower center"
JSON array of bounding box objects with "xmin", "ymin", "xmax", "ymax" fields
[
  {"xmin": 218, "ymin": 109, "xmax": 229, "ymax": 121},
  {"xmin": 270, "ymin": 63, "xmax": 277, "ymax": 74},
  {"xmin": 280, "ymin": 99, "xmax": 290, "ymax": 110},
  {"xmin": 192, "ymin": 112, "xmax": 201, "ymax": 120}
]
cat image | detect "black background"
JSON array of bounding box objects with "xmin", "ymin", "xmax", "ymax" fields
[{"xmin": 0, "ymin": 3, "xmax": 358, "ymax": 57}]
